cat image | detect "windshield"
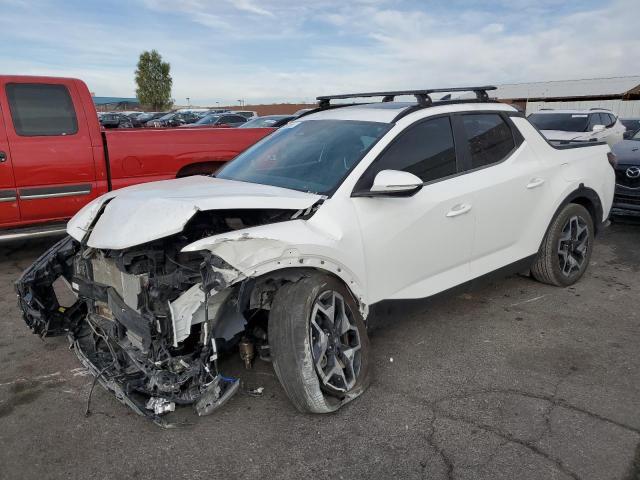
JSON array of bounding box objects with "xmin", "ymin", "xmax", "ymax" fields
[
  {"xmin": 194, "ymin": 114, "xmax": 221, "ymax": 125},
  {"xmin": 621, "ymin": 119, "xmax": 640, "ymax": 130},
  {"xmin": 157, "ymin": 112, "xmax": 175, "ymax": 121},
  {"xmin": 137, "ymin": 113, "xmax": 153, "ymax": 121},
  {"xmin": 216, "ymin": 119, "xmax": 390, "ymax": 195},
  {"xmin": 239, "ymin": 116, "xmax": 289, "ymax": 128},
  {"xmin": 528, "ymin": 113, "xmax": 589, "ymax": 132}
]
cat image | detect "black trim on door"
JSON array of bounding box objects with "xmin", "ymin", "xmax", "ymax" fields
[
  {"xmin": 19, "ymin": 183, "xmax": 92, "ymax": 200},
  {"xmin": 0, "ymin": 189, "xmax": 17, "ymax": 202}
]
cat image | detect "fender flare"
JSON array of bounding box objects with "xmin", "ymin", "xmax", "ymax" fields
[{"xmin": 538, "ymin": 184, "xmax": 604, "ymax": 252}]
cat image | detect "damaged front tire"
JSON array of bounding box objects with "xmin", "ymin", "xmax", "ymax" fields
[{"xmin": 270, "ymin": 273, "xmax": 370, "ymax": 413}]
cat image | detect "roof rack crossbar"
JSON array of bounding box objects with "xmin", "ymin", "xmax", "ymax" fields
[{"xmin": 317, "ymin": 86, "xmax": 496, "ymax": 108}]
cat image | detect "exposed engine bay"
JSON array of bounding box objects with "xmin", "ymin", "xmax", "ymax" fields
[{"xmin": 16, "ymin": 208, "xmax": 301, "ymax": 426}]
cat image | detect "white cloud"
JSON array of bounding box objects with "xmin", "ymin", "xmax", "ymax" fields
[{"xmin": 0, "ymin": 0, "xmax": 637, "ymax": 105}]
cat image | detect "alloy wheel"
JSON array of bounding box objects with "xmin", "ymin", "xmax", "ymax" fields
[
  {"xmin": 557, "ymin": 215, "xmax": 589, "ymax": 277},
  {"xmin": 309, "ymin": 290, "xmax": 361, "ymax": 393}
]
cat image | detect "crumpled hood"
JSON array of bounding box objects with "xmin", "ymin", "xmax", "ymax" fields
[
  {"xmin": 67, "ymin": 175, "xmax": 321, "ymax": 250},
  {"xmin": 540, "ymin": 130, "xmax": 591, "ymax": 142}
]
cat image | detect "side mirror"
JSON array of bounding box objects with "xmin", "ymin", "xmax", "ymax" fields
[
  {"xmin": 369, "ymin": 170, "xmax": 423, "ymax": 195},
  {"xmin": 592, "ymin": 124, "xmax": 605, "ymax": 133}
]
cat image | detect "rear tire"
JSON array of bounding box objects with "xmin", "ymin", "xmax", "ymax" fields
[
  {"xmin": 269, "ymin": 273, "xmax": 370, "ymax": 413},
  {"xmin": 531, "ymin": 203, "xmax": 594, "ymax": 287}
]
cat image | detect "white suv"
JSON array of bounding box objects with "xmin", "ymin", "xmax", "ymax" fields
[
  {"xmin": 18, "ymin": 87, "xmax": 615, "ymax": 422},
  {"xmin": 528, "ymin": 108, "xmax": 625, "ymax": 146}
]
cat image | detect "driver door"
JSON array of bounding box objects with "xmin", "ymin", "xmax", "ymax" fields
[{"xmin": 351, "ymin": 116, "xmax": 476, "ymax": 303}]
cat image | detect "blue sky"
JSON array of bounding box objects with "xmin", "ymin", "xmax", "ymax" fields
[{"xmin": 1, "ymin": 0, "xmax": 636, "ymax": 105}]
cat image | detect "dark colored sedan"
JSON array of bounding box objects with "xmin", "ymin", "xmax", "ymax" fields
[
  {"xmin": 180, "ymin": 113, "xmax": 247, "ymax": 128},
  {"xmin": 146, "ymin": 112, "xmax": 202, "ymax": 128},
  {"xmin": 100, "ymin": 113, "xmax": 133, "ymax": 129},
  {"xmin": 621, "ymin": 118, "xmax": 640, "ymax": 139},
  {"xmin": 611, "ymin": 129, "xmax": 640, "ymax": 218},
  {"xmin": 129, "ymin": 112, "xmax": 166, "ymax": 127}
]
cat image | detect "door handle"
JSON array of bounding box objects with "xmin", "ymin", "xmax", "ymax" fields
[
  {"xmin": 526, "ymin": 178, "xmax": 545, "ymax": 189},
  {"xmin": 0, "ymin": 152, "xmax": 6, "ymax": 163},
  {"xmin": 446, "ymin": 203, "xmax": 472, "ymax": 218}
]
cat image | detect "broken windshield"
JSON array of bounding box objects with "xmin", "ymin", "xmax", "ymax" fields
[{"xmin": 216, "ymin": 119, "xmax": 391, "ymax": 194}]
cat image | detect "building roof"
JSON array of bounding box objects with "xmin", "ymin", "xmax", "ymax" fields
[
  {"xmin": 92, "ymin": 96, "xmax": 139, "ymax": 106},
  {"xmin": 494, "ymin": 76, "xmax": 640, "ymax": 100}
]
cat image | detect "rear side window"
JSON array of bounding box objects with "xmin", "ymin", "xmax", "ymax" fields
[
  {"xmin": 462, "ymin": 114, "xmax": 515, "ymax": 169},
  {"xmin": 588, "ymin": 113, "xmax": 606, "ymax": 129},
  {"xmin": 6, "ymin": 83, "xmax": 78, "ymax": 136},
  {"xmin": 356, "ymin": 116, "xmax": 457, "ymax": 189}
]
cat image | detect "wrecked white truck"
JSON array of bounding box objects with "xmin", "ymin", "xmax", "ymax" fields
[{"xmin": 16, "ymin": 87, "xmax": 615, "ymax": 424}]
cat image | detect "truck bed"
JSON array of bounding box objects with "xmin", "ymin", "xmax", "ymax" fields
[{"xmin": 104, "ymin": 127, "xmax": 274, "ymax": 190}]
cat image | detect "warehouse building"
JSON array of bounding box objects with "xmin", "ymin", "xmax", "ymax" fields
[{"xmin": 494, "ymin": 76, "xmax": 640, "ymax": 116}]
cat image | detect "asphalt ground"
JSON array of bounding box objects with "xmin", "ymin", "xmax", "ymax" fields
[{"xmin": 0, "ymin": 222, "xmax": 639, "ymax": 479}]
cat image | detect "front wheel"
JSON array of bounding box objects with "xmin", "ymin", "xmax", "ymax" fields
[
  {"xmin": 531, "ymin": 203, "xmax": 594, "ymax": 287},
  {"xmin": 269, "ymin": 273, "xmax": 370, "ymax": 413}
]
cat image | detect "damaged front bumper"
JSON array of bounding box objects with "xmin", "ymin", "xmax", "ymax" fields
[{"xmin": 15, "ymin": 236, "xmax": 245, "ymax": 425}]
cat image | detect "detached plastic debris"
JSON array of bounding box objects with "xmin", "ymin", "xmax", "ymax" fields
[
  {"xmin": 146, "ymin": 397, "xmax": 176, "ymax": 415},
  {"xmin": 194, "ymin": 375, "xmax": 240, "ymax": 416},
  {"xmin": 247, "ymin": 386, "xmax": 264, "ymax": 397}
]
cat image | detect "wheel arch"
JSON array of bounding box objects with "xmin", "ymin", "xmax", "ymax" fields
[
  {"xmin": 237, "ymin": 264, "xmax": 368, "ymax": 319},
  {"xmin": 544, "ymin": 185, "xmax": 604, "ymax": 243},
  {"xmin": 176, "ymin": 161, "xmax": 225, "ymax": 178}
]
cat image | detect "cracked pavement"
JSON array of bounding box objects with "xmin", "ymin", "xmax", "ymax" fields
[{"xmin": 0, "ymin": 223, "xmax": 639, "ymax": 479}]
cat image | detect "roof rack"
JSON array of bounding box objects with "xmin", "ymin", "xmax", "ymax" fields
[
  {"xmin": 316, "ymin": 86, "xmax": 497, "ymax": 108},
  {"xmin": 589, "ymin": 107, "xmax": 612, "ymax": 111}
]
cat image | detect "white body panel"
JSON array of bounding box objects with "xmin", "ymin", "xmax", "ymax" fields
[{"xmin": 69, "ymin": 101, "xmax": 615, "ymax": 310}]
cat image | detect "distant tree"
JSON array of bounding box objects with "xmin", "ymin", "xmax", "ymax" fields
[{"xmin": 135, "ymin": 50, "xmax": 173, "ymax": 110}]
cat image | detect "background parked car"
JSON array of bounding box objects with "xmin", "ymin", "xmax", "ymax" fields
[
  {"xmin": 621, "ymin": 118, "xmax": 640, "ymax": 139},
  {"xmin": 239, "ymin": 115, "xmax": 295, "ymax": 128},
  {"xmin": 181, "ymin": 113, "xmax": 248, "ymax": 128},
  {"xmin": 528, "ymin": 109, "xmax": 625, "ymax": 146},
  {"xmin": 611, "ymin": 128, "xmax": 640, "ymax": 218},
  {"xmin": 99, "ymin": 112, "xmax": 134, "ymax": 129},
  {"xmin": 146, "ymin": 111, "xmax": 202, "ymax": 128},
  {"xmin": 231, "ymin": 110, "xmax": 258, "ymax": 119},
  {"xmin": 293, "ymin": 108, "xmax": 313, "ymax": 116}
]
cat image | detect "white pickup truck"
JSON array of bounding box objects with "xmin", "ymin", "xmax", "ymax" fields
[{"xmin": 17, "ymin": 86, "xmax": 615, "ymax": 423}]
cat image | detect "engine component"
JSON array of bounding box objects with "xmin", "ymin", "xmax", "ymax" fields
[
  {"xmin": 238, "ymin": 337, "xmax": 255, "ymax": 369},
  {"xmin": 146, "ymin": 397, "xmax": 176, "ymax": 415}
]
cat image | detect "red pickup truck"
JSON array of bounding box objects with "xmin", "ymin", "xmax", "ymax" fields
[{"xmin": 0, "ymin": 75, "xmax": 274, "ymax": 240}]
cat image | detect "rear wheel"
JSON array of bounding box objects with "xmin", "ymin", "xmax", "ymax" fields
[
  {"xmin": 269, "ymin": 273, "xmax": 370, "ymax": 413},
  {"xmin": 531, "ymin": 203, "xmax": 594, "ymax": 287}
]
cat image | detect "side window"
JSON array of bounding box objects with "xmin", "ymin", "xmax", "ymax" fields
[
  {"xmin": 461, "ymin": 114, "xmax": 515, "ymax": 169},
  {"xmin": 589, "ymin": 113, "xmax": 605, "ymax": 129},
  {"xmin": 6, "ymin": 83, "xmax": 78, "ymax": 136},
  {"xmin": 606, "ymin": 114, "xmax": 616, "ymax": 127},
  {"xmin": 356, "ymin": 116, "xmax": 456, "ymax": 189}
]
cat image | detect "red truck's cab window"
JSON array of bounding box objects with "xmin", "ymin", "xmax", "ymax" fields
[{"xmin": 6, "ymin": 83, "xmax": 78, "ymax": 136}]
